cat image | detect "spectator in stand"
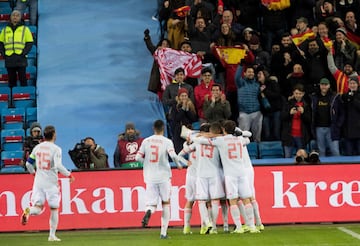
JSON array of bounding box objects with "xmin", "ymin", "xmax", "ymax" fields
[
  {"xmin": 113, "ymin": 122, "xmax": 144, "ymax": 168},
  {"xmin": 327, "ymin": 47, "xmax": 359, "ymax": 95},
  {"xmin": 281, "ymin": 84, "xmax": 312, "ymax": 158},
  {"xmin": 257, "ymin": 70, "xmax": 283, "ymax": 141},
  {"xmin": 316, "ymin": 0, "xmax": 339, "ymax": 32},
  {"xmin": 234, "ymin": 0, "xmax": 260, "ymax": 31},
  {"xmin": 241, "ymin": 27, "xmax": 256, "ymax": 46},
  {"xmin": 317, "ymin": 21, "xmax": 334, "ymax": 43},
  {"xmin": 188, "ymin": 0, "xmax": 215, "ymax": 25},
  {"xmin": 332, "ymin": 27, "xmax": 357, "ymax": 71},
  {"xmin": 143, "ymin": 28, "xmax": 171, "ymax": 97},
  {"xmin": 344, "ymin": 11, "xmax": 360, "ymax": 35},
  {"xmin": 179, "ymin": 41, "xmax": 200, "ymax": 88},
  {"xmin": 212, "ymin": 9, "xmax": 244, "ymax": 41},
  {"xmin": 285, "ymin": 63, "xmax": 308, "ymax": 100},
  {"xmin": 170, "ymin": 87, "xmax": 197, "ymax": 153},
  {"xmin": 260, "ymin": 1, "xmax": 289, "ymax": 53},
  {"xmin": 341, "ymin": 76, "xmax": 360, "ymax": 155},
  {"xmin": 298, "ymin": 37, "xmax": 331, "ymax": 94},
  {"xmin": 203, "ymin": 83, "xmax": 231, "ymax": 123},
  {"xmin": 311, "ymin": 78, "xmax": 344, "ymax": 156},
  {"xmin": 162, "ymin": 67, "xmax": 195, "ymax": 137},
  {"xmin": 83, "ymin": 137, "xmax": 109, "ymax": 169},
  {"xmin": 211, "ymin": 26, "xmax": 255, "ymax": 122},
  {"xmin": 271, "ymin": 33, "xmax": 303, "ymax": 97},
  {"xmin": 187, "ymin": 16, "xmax": 217, "ymax": 65},
  {"xmin": 194, "ymin": 67, "xmax": 216, "ymax": 123},
  {"xmin": 23, "ymin": 122, "xmax": 43, "ymax": 164},
  {"xmin": 235, "ymin": 65, "xmax": 262, "ymax": 142},
  {"xmin": 336, "ymin": 0, "xmax": 360, "ymax": 21},
  {"xmin": 158, "ymin": 0, "xmax": 171, "ymax": 40},
  {"xmin": 15, "ymin": 0, "xmax": 38, "ymax": 26},
  {"xmin": 167, "ymin": 2, "xmax": 189, "ymax": 50},
  {"xmin": 0, "ymin": 10, "xmax": 33, "ymax": 88},
  {"xmin": 248, "ymin": 34, "xmax": 271, "ymax": 72},
  {"xmin": 289, "ymin": 0, "xmax": 316, "ymax": 28}
]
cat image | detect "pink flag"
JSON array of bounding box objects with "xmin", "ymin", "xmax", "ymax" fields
[{"xmin": 154, "ymin": 48, "xmax": 202, "ymax": 90}]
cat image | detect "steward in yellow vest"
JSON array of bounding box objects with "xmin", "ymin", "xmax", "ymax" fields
[{"xmin": 0, "ymin": 10, "xmax": 34, "ymax": 87}]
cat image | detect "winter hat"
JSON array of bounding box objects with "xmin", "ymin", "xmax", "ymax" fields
[
  {"xmin": 242, "ymin": 27, "xmax": 254, "ymax": 35},
  {"xmin": 125, "ymin": 122, "xmax": 135, "ymax": 131},
  {"xmin": 177, "ymin": 87, "xmax": 189, "ymax": 96},
  {"xmin": 336, "ymin": 27, "xmax": 347, "ymax": 36},
  {"xmin": 30, "ymin": 122, "xmax": 42, "ymax": 132},
  {"xmin": 348, "ymin": 76, "xmax": 359, "ymax": 84}
]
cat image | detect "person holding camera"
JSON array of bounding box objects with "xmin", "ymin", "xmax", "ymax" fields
[
  {"xmin": 281, "ymin": 83, "xmax": 312, "ymax": 158},
  {"xmin": 83, "ymin": 137, "xmax": 109, "ymax": 169},
  {"xmin": 23, "ymin": 122, "xmax": 43, "ymax": 164},
  {"xmin": 341, "ymin": 76, "xmax": 360, "ymax": 155},
  {"xmin": 311, "ymin": 78, "xmax": 344, "ymax": 156}
]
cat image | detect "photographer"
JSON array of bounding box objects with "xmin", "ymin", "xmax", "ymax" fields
[
  {"xmin": 341, "ymin": 77, "xmax": 360, "ymax": 155},
  {"xmin": 69, "ymin": 137, "xmax": 109, "ymax": 169},
  {"xmin": 83, "ymin": 137, "xmax": 109, "ymax": 169},
  {"xmin": 23, "ymin": 122, "xmax": 43, "ymax": 164}
]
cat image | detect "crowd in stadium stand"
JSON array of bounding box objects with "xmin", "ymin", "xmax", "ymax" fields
[{"xmin": 143, "ymin": 0, "xmax": 360, "ymax": 158}]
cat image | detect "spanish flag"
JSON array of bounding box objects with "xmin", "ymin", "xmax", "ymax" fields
[
  {"xmin": 322, "ymin": 37, "xmax": 334, "ymax": 54},
  {"xmin": 213, "ymin": 46, "xmax": 247, "ymax": 65},
  {"xmin": 291, "ymin": 29, "xmax": 316, "ymax": 46},
  {"xmin": 346, "ymin": 31, "xmax": 360, "ymax": 49}
]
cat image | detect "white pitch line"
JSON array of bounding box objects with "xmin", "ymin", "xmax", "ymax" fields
[{"xmin": 338, "ymin": 227, "xmax": 360, "ymax": 240}]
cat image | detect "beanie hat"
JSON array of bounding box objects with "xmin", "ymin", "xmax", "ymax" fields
[
  {"xmin": 30, "ymin": 122, "xmax": 42, "ymax": 132},
  {"xmin": 319, "ymin": 78, "xmax": 330, "ymax": 84},
  {"xmin": 349, "ymin": 76, "xmax": 359, "ymax": 84},
  {"xmin": 177, "ymin": 87, "xmax": 188, "ymax": 96},
  {"xmin": 336, "ymin": 27, "xmax": 347, "ymax": 36},
  {"xmin": 125, "ymin": 122, "xmax": 135, "ymax": 131}
]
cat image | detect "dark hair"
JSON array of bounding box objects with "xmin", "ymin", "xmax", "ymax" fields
[
  {"xmin": 43, "ymin": 125, "xmax": 56, "ymax": 140},
  {"xmin": 84, "ymin": 137, "xmax": 95, "ymax": 144},
  {"xmin": 222, "ymin": 120, "xmax": 236, "ymax": 134},
  {"xmin": 293, "ymin": 83, "xmax": 305, "ymax": 92},
  {"xmin": 201, "ymin": 67, "xmax": 212, "ymax": 75},
  {"xmin": 209, "ymin": 121, "xmax": 223, "ymax": 134},
  {"xmin": 211, "ymin": 83, "xmax": 222, "ymax": 91},
  {"xmin": 174, "ymin": 67, "xmax": 185, "ymax": 75},
  {"xmin": 153, "ymin": 119, "xmax": 164, "ymax": 132},
  {"xmin": 180, "ymin": 40, "xmax": 192, "ymax": 48},
  {"xmin": 199, "ymin": 123, "xmax": 210, "ymax": 132},
  {"xmin": 156, "ymin": 38, "xmax": 171, "ymax": 48}
]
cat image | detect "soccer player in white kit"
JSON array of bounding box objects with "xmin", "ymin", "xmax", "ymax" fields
[
  {"xmin": 21, "ymin": 125, "xmax": 75, "ymax": 242},
  {"xmin": 194, "ymin": 120, "xmax": 260, "ymax": 233},
  {"xmin": 235, "ymin": 127, "xmax": 264, "ymax": 231},
  {"xmin": 135, "ymin": 119, "xmax": 182, "ymax": 239}
]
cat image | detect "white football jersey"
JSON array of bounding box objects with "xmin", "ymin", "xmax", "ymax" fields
[
  {"xmin": 30, "ymin": 141, "xmax": 71, "ymax": 188},
  {"xmin": 136, "ymin": 135, "xmax": 177, "ymax": 184}
]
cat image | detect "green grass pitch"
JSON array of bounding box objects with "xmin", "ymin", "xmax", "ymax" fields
[{"xmin": 1, "ymin": 224, "xmax": 360, "ymax": 246}]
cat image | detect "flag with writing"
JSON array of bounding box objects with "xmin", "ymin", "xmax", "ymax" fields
[{"xmin": 154, "ymin": 48, "xmax": 202, "ymax": 90}]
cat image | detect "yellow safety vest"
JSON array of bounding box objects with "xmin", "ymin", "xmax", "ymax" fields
[{"xmin": 0, "ymin": 25, "xmax": 33, "ymax": 56}]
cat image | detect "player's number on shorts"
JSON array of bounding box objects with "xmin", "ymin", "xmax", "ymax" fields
[
  {"xmin": 228, "ymin": 143, "xmax": 243, "ymax": 159},
  {"xmin": 36, "ymin": 152, "xmax": 51, "ymax": 170},
  {"xmin": 150, "ymin": 145, "xmax": 159, "ymax": 163}
]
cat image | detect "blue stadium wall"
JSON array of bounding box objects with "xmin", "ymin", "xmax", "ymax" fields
[{"xmin": 37, "ymin": 0, "xmax": 164, "ymax": 168}]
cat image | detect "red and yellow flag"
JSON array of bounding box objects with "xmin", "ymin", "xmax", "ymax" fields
[
  {"xmin": 291, "ymin": 29, "xmax": 316, "ymax": 46},
  {"xmin": 346, "ymin": 31, "xmax": 360, "ymax": 49},
  {"xmin": 213, "ymin": 46, "xmax": 247, "ymax": 65}
]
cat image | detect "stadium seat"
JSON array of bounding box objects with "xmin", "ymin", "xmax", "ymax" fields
[
  {"xmin": 247, "ymin": 142, "xmax": 259, "ymax": 159},
  {"xmin": 1, "ymin": 150, "xmax": 24, "ymax": 169},
  {"xmin": 0, "ymin": 86, "xmax": 10, "ymax": 108},
  {"xmin": 26, "ymin": 107, "xmax": 37, "ymax": 128},
  {"xmin": 26, "ymin": 66, "xmax": 37, "ymax": 85},
  {"xmin": 258, "ymin": 141, "xmax": 284, "ymax": 159},
  {"xmin": 1, "ymin": 107, "xmax": 26, "ymax": 129},
  {"xmin": 0, "ymin": 67, "xmax": 8, "ymax": 86},
  {"xmin": 12, "ymin": 86, "xmax": 36, "ymax": 109},
  {"xmin": 1, "ymin": 128, "xmax": 25, "ymax": 151}
]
